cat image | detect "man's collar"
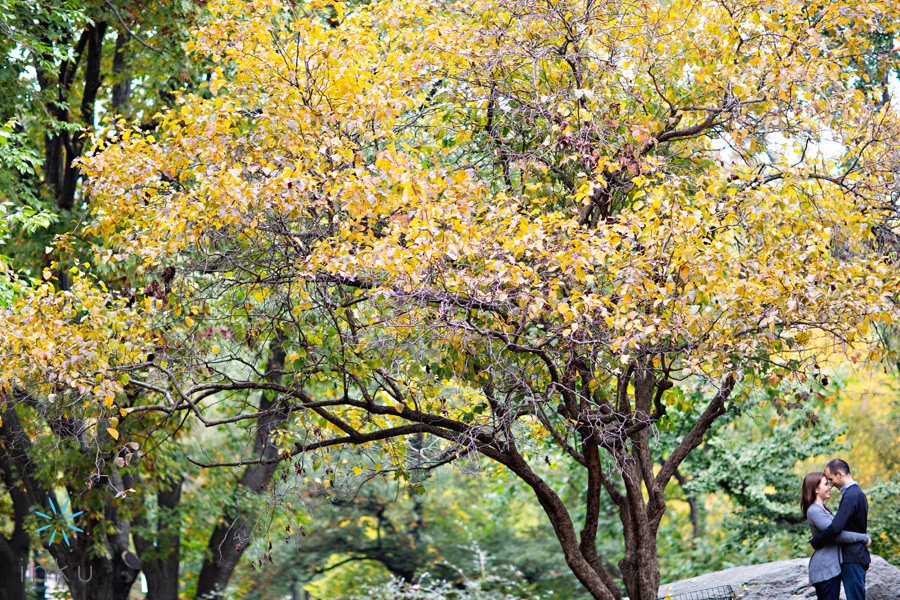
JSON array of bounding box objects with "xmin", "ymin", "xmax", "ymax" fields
[{"xmin": 840, "ymin": 480, "xmax": 858, "ymax": 494}]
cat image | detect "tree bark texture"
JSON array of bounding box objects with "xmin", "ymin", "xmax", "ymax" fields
[
  {"xmin": 111, "ymin": 30, "xmax": 132, "ymax": 112},
  {"xmin": 131, "ymin": 473, "xmax": 183, "ymax": 600},
  {"xmin": 0, "ymin": 430, "xmax": 29, "ymax": 600}
]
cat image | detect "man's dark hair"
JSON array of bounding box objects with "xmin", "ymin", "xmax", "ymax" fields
[{"xmin": 826, "ymin": 458, "xmax": 851, "ymax": 476}]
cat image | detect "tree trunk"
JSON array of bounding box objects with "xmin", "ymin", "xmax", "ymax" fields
[
  {"xmin": 0, "ymin": 538, "xmax": 27, "ymax": 600},
  {"xmin": 195, "ymin": 335, "xmax": 288, "ymax": 599},
  {"xmin": 504, "ymin": 450, "xmax": 618, "ymax": 600},
  {"xmin": 111, "ymin": 30, "xmax": 131, "ymax": 112},
  {"xmin": 0, "ymin": 400, "xmax": 139, "ymax": 600},
  {"xmin": 579, "ymin": 440, "xmax": 624, "ymax": 599},
  {"xmin": 611, "ymin": 448, "xmax": 661, "ymax": 600},
  {"xmin": 35, "ymin": 21, "xmax": 106, "ymax": 211},
  {"xmin": 132, "ymin": 474, "xmax": 183, "ymax": 600},
  {"xmin": 47, "ymin": 476, "xmax": 139, "ymax": 600},
  {"xmin": 674, "ymin": 470, "xmax": 701, "ymax": 539},
  {"xmin": 0, "ymin": 415, "xmax": 32, "ymax": 600},
  {"xmin": 618, "ymin": 531, "xmax": 661, "ymax": 600},
  {"xmin": 49, "ymin": 543, "xmax": 138, "ymax": 600}
]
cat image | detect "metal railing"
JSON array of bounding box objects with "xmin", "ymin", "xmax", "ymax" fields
[{"xmin": 658, "ymin": 585, "xmax": 736, "ymax": 600}]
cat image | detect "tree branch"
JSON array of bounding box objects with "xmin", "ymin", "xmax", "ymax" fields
[
  {"xmin": 102, "ymin": 0, "xmax": 163, "ymax": 54},
  {"xmin": 656, "ymin": 374, "xmax": 735, "ymax": 492}
]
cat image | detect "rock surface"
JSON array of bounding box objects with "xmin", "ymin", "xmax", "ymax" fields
[{"xmin": 657, "ymin": 556, "xmax": 900, "ymax": 600}]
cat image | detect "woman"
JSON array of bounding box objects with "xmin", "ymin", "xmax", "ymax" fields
[{"xmin": 801, "ymin": 472, "xmax": 872, "ymax": 600}]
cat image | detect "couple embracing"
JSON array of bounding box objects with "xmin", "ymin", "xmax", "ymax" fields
[{"xmin": 801, "ymin": 459, "xmax": 871, "ymax": 600}]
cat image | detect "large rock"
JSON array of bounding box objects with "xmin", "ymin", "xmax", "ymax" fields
[{"xmin": 656, "ymin": 556, "xmax": 900, "ymax": 600}]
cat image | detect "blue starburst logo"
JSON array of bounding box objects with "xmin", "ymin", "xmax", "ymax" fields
[{"xmin": 35, "ymin": 496, "xmax": 83, "ymax": 546}]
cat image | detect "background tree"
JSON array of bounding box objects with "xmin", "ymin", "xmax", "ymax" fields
[
  {"xmin": 1, "ymin": 2, "xmax": 205, "ymax": 599},
  {"xmin": 0, "ymin": 0, "xmax": 202, "ymax": 213},
  {"xmin": 233, "ymin": 459, "xmax": 587, "ymax": 599}
]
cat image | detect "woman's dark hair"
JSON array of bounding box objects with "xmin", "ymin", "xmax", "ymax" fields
[{"xmin": 801, "ymin": 472, "xmax": 825, "ymax": 519}]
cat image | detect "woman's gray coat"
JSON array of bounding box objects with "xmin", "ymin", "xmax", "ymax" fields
[{"xmin": 807, "ymin": 503, "xmax": 870, "ymax": 585}]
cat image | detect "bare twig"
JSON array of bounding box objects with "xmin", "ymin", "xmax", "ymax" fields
[{"xmin": 102, "ymin": 0, "xmax": 163, "ymax": 54}]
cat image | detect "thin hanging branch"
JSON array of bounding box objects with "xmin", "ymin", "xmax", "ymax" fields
[{"xmin": 102, "ymin": 0, "xmax": 163, "ymax": 54}]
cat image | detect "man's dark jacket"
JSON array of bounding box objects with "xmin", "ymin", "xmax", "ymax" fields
[{"xmin": 810, "ymin": 483, "xmax": 870, "ymax": 568}]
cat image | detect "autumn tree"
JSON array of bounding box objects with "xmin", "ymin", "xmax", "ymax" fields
[
  {"xmin": 1, "ymin": 2, "xmax": 206, "ymax": 599},
  {"xmin": 4, "ymin": 1, "xmax": 900, "ymax": 599}
]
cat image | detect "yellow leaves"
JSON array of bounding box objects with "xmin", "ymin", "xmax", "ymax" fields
[
  {"xmin": 17, "ymin": 0, "xmax": 896, "ymax": 447},
  {"xmin": 0, "ymin": 271, "xmax": 155, "ymax": 410},
  {"xmin": 333, "ymin": 1, "xmax": 346, "ymax": 22},
  {"xmin": 107, "ymin": 427, "xmax": 119, "ymax": 441}
]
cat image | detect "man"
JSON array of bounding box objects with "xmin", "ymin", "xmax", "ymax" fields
[{"xmin": 810, "ymin": 458, "xmax": 870, "ymax": 600}]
